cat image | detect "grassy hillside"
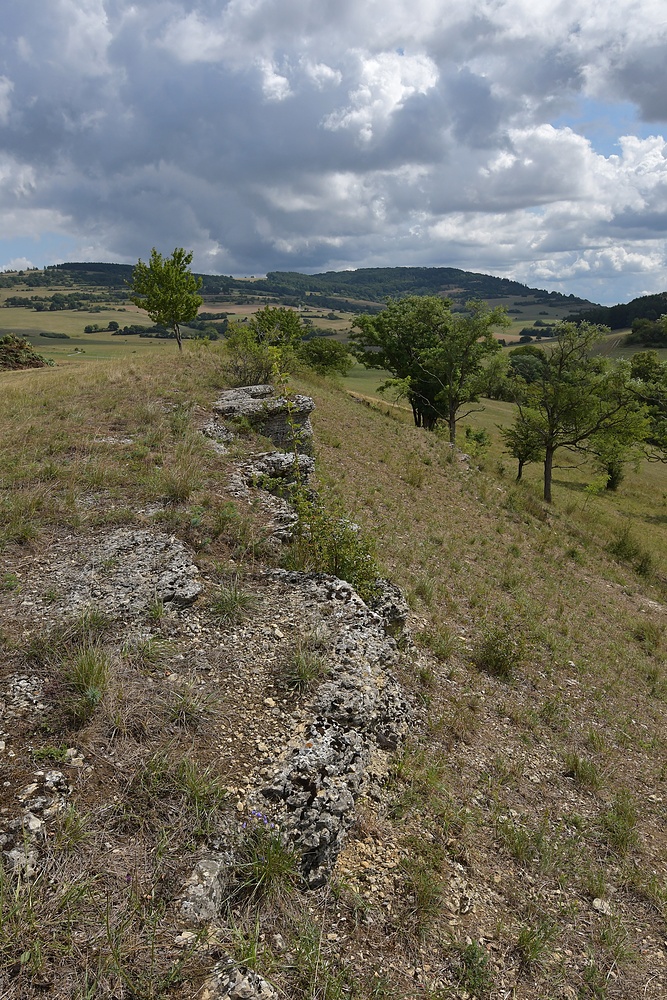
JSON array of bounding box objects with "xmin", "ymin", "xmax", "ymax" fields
[{"xmin": 1, "ymin": 343, "xmax": 667, "ymax": 998}]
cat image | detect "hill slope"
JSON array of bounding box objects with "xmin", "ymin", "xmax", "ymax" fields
[{"xmin": 1, "ymin": 347, "xmax": 666, "ymax": 998}]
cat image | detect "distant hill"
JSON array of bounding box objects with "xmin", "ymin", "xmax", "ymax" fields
[
  {"xmin": 573, "ymin": 291, "xmax": 667, "ymax": 330},
  {"xmin": 252, "ymin": 266, "xmax": 594, "ymax": 307},
  {"xmin": 43, "ymin": 262, "xmax": 596, "ymax": 312}
]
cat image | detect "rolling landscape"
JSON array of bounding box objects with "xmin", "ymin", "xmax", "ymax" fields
[{"xmin": 2, "ymin": 263, "xmax": 667, "ymax": 1000}]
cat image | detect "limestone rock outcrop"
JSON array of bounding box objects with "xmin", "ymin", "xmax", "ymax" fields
[{"xmin": 212, "ymin": 385, "xmax": 315, "ymax": 455}]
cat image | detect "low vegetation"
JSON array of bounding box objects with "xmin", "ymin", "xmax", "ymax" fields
[{"xmin": 1, "ymin": 314, "xmax": 667, "ymax": 999}]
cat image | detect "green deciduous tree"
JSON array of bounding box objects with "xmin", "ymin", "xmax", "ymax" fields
[
  {"xmin": 298, "ymin": 336, "xmax": 353, "ymax": 376},
  {"xmin": 351, "ymin": 296, "xmax": 508, "ymax": 442},
  {"xmin": 506, "ymin": 322, "xmax": 644, "ymax": 502},
  {"xmin": 129, "ymin": 248, "xmax": 203, "ymax": 353},
  {"xmin": 248, "ymin": 305, "xmax": 304, "ymax": 348},
  {"xmin": 500, "ymin": 421, "xmax": 545, "ymax": 481},
  {"xmin": 628, "ymin": 350, "xmax": 667, "ymax": 462}
]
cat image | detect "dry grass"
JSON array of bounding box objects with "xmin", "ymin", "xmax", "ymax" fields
[{"xmin": 1, "ymin": 343, "xmax": 667, "ymax": 998}]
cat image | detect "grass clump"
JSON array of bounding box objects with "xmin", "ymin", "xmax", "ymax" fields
[
  {"xmin": 631, "ymin": 618, "xmax": 663, "ymax": 654},
  {"xmin": 210, "ymin": 579, "xmax": 256, "ymax": 624},
  {"xmin": 416, "ymin": 622, "xmax": 456, "ymax": 662},
  {"xmin": 68, "ymin": 644, "xmax": 111, "ymax": 724},
  {"xmin": 600, "ymin": 790, "xmax": 639, "ymax": 856},
  {"xmin": 233, "ymin": 813, "xmax": 301, "ymax": 904},
  {"xmin": 473, "ymin": 619, "xmax": 524, "ymax": 679},
  {"xmin": 137, "ymin": 750, "xmax": 228, "ymax": 837},
  {"xmin": 280, "ymin": 646, "xmax": 327, "ymax": 693},
  {"xmin": 399, "ymin": 840, "xmax": 445, "ymax": 938},
  {"xmin": 167, "ymin": 685, "xmax": 216, "ymax": 729},
  {"xmin": 515, "ymin": 919, "xmax": 555, "ymax": 969},
  {"xmin": 564, "ymin": 752, "xmax": 602, "ymax": 791}
]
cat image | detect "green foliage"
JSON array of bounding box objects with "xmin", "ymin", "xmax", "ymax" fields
[
  {"xmin": 500, "ymin": 419, "xmax": 544, "ymax": 481},
  {"xmin": 351, "ymin": 296, "xmax": 508, "ymax": 442},
  {"xmin": 223, "ymin": 322, "xmax": 277, "ymax": 386},
  {"xmin": 129, "ymin": 248, "xmax": 203, "ymax": 353},
  {"xmin": 506, "ymin": 322, "xmax": 645, "ymax": 502},
  {"xmin": 248, "ymin": 305, "xmax": 304, "ymax": 347},
  {"xmin": 455, "ymin": 942, "xmax": 494, "ymax": 997},
  {"xmin": 464, "ymin": 424, "xmax": 491, "ymax": 459},
  {"xmin": 298, "ymin": 336, "xmax": 353, "ymax": 376},
  {"xmin": 286, "ymin": 494, "xmax": 380, "ymax": 603},
  {"xmin": 607, "ymin": 526, "xmax": 654, "ymax": 576},
  {"xmin": 627, "ymin": 350, "xmax": 667, "ymax": 461}
]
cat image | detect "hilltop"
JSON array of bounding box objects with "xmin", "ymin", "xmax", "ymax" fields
[{"xmin": 1, "ymin": 342, "xmax": 667, "ymax": 998}]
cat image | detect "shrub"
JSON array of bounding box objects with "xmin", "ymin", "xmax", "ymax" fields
[
  {"xmin": 285, "ymin": 494, "xmax": 380, "ymax": 603},
  {"xmin": 298, "ymin": 336, "xmax": 353, "ymax": 376},
  {"xmin": 0, "ymin": 334, "xmax": 53, "ymax": 370},
  {"xmin": 455, "ymin": 942, "xmax": 493, "ymax": 997},
  {"xmin": 222, "ymin": 324, "xmax": 276, "ymax": 386},
  {"xmin": 608, "ymin": 526, "xmax": 653, "ymax": 576}
]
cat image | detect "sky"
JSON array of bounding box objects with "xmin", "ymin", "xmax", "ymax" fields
[{"xmin": 1, "ymin": 1, "xmax": 667, "ymax": 305}]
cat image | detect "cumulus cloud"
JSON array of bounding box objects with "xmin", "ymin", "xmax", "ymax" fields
[{"xmin": 0, "ymin": 0, "xmax": 666, "ymax": 301}]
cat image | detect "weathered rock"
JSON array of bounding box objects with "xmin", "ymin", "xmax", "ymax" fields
[
  {"xmin": 252, "ymin": 570, "xmax": 412, "ymax": 886},
  {"xmin": 369, "ymin": 579, "xmax": 411, "ymax": 635},
  {"xmin": 44, "ymin": 528, "xmax": 202, "ymax": 614},
  {"xmin": 212, "ymin": 385, "xmax": 315, "ymax": 455},
  {"xmin": 237, "ymin": 451, "xmax": 315, "ymax": 487},
  {"xmin": 202, "ymin": 959, "xmax": 277, "ymax": 1000},
  {"xmin": 181, "ymin": 855, "xmax": 233, "ymax": 924}
]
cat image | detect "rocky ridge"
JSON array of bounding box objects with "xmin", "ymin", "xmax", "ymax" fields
[{"xmin": 0, "ymin": 382, "xmax": 413, "ymax": 999}]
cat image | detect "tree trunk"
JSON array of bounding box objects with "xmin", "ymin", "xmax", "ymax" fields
[
  {"xmin": 175, "ymin": 323, "xmax": 183, "ymax": 353},
  {"xmin": 543, "ymin": 446, "xmax": 554, "ymax": 502},
  {"xmin": 448, "ymin": 409, "xmax": 456, "ymax": 445},
  {"xmin": 516, "ymin": 459, "xmax": 524, "ymax": 481}
]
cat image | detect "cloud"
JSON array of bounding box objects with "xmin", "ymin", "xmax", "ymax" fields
[
  {"xmin": 0, "ymin": 257, "xmax": 34, "ymax": 273},
  {"xmin": 0, "ymin": 0, "xmax": 665, "ymax": 302}
]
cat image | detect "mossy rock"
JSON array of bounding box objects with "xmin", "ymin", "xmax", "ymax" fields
[{"xmin": 0, "ymin": 334, "xmax": 53, "ymax": 370}]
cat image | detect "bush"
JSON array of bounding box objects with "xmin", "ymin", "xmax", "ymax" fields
[
  {"xmin": 222, "ymin": 324, "xmax": 276, "ymax": 386},
  {"xmin": 285, "ymin": 494, "xmax": 380, "ymax": 603},
  {"xmin": 0, "ymin": 334, "xmax": 53, "ymax": 370},
  {"xmin": 298, "ymin": 337, "xmax": 353, "ymax": 376}
]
